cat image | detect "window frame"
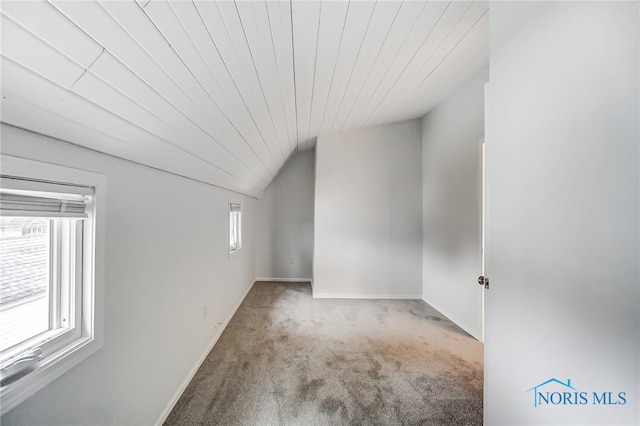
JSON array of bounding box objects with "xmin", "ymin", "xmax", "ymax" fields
[
  {"xmin": 0, "ymin": 218, "xmax": 81, "ymax": 359},
  {"xmin": 228, "ymin": 202, "xmax": 242, "ymax": 257},
  {"xmin": 0, "ymin": 154, "xmax": 105, "ymax": 413}
]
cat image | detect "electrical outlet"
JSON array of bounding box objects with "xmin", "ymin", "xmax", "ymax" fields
[{"xmin": 289, "ymin": 257, "xmax": 294, "ymax": 264}]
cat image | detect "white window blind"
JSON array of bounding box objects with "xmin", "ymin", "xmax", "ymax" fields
[{"xmin": 0, "ymin": 176, "xmax": 93, "ymax": 219}]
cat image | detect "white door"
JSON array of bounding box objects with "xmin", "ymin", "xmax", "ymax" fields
[{"xmin": 484, "ymin": 2, "xmax": 639, "ymax": 425}]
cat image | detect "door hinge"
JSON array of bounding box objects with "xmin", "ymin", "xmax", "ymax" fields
[{"xmin": 478, "ymin": 275, "xmax": 489, "ymax": 289}]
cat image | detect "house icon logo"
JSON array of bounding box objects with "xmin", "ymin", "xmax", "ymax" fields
[
  {"xmin": 526, "ymin": 378, "xmax": 627, "ymax": 407},
  {"xmin": 527, "ymin": 378, "xmax": 577, "ymax": 407}
]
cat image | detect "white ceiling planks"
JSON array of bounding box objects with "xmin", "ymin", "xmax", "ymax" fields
[
  {"xmin": 0, "ymin": 0, "xmax": 103, "ymax": 69},
  {"xmin": 331, "ymin": 1, "xmax": 403, "ymax": 134},
  {"xmin": 339, "ymin": 1, "xmax": 430, "ymax": 131},
  {"xmin": 371, "ymin": 1, "xmax": 490, "ymax": 125},
  {"xmin": 1, "ymin": 0, "xmax": 266, "ymax": 193},
  {"xmin": 290, "ymin": 0, "xmax": 322, "ymax": 150},
  {"xmin": 1, "ymin": 14, "xmax": 85, "ymax": 89},
  {"xmin": 133, "ymin": 1, "xmax": 274, "ymax": 184},
  {"xmin": 1, "ymin": 57, "xmax": 253, "ymax": 195},
  {"xmin": 210, "ymin": 1, "xmax": 286, "ymax": 164},
  {"xmin": 305, "ymin": 0, "xmax": 349, "ymax": 146},
  {"xmin": 97, "ymin": 0, "xmax": 272, "ymax": 185},
  {"xmin": 264, "ymin": 1, "xmax": 297, "ymax": 155},
  {"xmin": 61, "ymin": 0, "xmax": 271, "ymax": 189},
  {"xmin": 169, "ymin": 1, "xmax": 279, "ymax": 177},
  {"xmin": 397, "ymin": 27, "xmax": 489, "ymax": 121},
  {"xmin": 318, "ymin": 1, "xmax": 377, "ymax": 137},
  {"xmin": 0, "ymin": 0, "xmax": 489, "ymax": 198},
  {"xmin": 235, "ymin": 1, "xmax": 292, "ymax": 159},
  {"xmin": 1, "ymin": 58, "xmax": 138, "ymax": 155},
  {"xmin": 356, "ymin": 1, "xmax": 454, "ymax": 129},
  {"xmin": 193, "ymin": 1, "xmax": 284, "ymax": 171}
]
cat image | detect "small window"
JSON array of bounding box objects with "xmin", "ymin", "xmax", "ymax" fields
[
  {"xmin": 0, "ymin": 156, "xmax": 103, "ymax": 413},
  {"xmin": 229, "ymin": 203, "xmax": 241, "ymax": 254}
]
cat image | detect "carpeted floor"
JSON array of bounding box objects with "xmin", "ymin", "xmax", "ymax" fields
[{"xmin": 164, "ymin": 281, "xmax": 483, "ymax": 426}]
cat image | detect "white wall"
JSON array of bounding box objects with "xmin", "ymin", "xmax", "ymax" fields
[
  {"xmin": 485, "ymin": 2, "xmax": 639, "ymax": 425},
  {"xmin": 255, "ymin": 150, "xmax": 315, "ymax": 280},
  {"xmin": 314, "ymin": 120, "xmax": 423, "ymax": 298},
  {"xmin": 0, "ymin": 125, "xmax": 257, "ymax": 425},
  {"xmin": 421, "ymin": 69, "xmax": 488, "ymax": 341}
]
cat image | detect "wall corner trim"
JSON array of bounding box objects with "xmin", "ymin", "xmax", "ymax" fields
[
  {"xmin": 421, "ymin": 297, "xmax": 482, "ymax": 342},
  {"xmin": 154, "ymin": 279, "xmax": 255, "ymax": 426}
]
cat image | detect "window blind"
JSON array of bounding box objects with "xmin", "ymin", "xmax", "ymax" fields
[{"xmin": 0, "ymin": 176, "xmax": 93, "ymax": 219}]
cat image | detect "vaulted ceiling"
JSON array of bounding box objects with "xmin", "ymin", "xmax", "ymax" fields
[{"xmin": 0, "ymin": 1, "xmax": 488, "ymax": 197}]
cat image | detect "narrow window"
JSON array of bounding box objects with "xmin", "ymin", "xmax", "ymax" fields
[{"xmin": 229, "ymin": 203, "xmax": 241, "ymax": 254}]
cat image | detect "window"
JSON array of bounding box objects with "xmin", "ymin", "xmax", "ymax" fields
[
  {"xmin": 229, "ymin": 203, "xmax": 242, "ymax": 254},
  {"xmin": 0, "ymin": 155, "xmax": 104, "ymax": 413}
]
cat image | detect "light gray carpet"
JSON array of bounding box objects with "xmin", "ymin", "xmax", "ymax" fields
[{"xmin": 165, "ymin": 282, "xmax": 483, "ymax": 426}]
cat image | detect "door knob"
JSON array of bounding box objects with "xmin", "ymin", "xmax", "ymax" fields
[{"xmin": 478, "ymin": 275, "xmax": 489, "ymax": 289}]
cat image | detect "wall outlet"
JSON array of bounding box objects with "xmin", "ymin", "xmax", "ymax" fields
[{"xmin": 289, "ymin": 257, "xmax": 294, "ymax": 264}]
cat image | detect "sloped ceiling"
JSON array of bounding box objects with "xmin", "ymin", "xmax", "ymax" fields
[{"xmin": 0, "ymin": 0, "xmax": 488, "ymax": 197}]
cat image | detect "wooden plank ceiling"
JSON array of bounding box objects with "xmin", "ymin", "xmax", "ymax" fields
[{"xmin": 0, "ymin": 0, "xmax": 489, "ymax": 197}]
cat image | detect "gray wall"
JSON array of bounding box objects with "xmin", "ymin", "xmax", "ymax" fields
[
  {"xmin": 421, "ymin": 69, "xmax": 488, "ymax": 341},
  {"xmin": 255, "ymin": 150, "xmax": 315, "ymax": 280},
  {"xmin": 485, "ymin": 2, "xmax": 639, "ymax": 424},
  {"xmin": 0, "ymin": 125, "xmax": 257, "ymax": 425},
  {"xmin": 314, "ymin": 120, "xmax": 423, "ymax": 298}
]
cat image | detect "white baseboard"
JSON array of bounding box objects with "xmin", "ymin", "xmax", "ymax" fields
[
  {"xmin": 255, "ymin": 277, "xmax": 313, "ymax": 283},
  {"xmin": 155, "ymin": 279, "xmax": 255, "ymax": 426},
  {"xmin": 255, "ymin": 277, "xmax": 314, "ymax": 292},
  {"xmin": 313, "ymin": 293, "xmax": 422, "ymax": 299}
]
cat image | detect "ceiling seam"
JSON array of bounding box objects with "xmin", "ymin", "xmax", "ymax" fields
[
  {"xmin": 70, "ymin": 2, "xmax": 203, "ymax": 118},
  {"xmin": 2, "ymin": 55, "xmax": 243, "ymax": 181},
  {"xmin": 3, "ymin": 7, "xmax": 256, "ymax": 182},
  {"xmin": 389, "ymin": 8, "xmax": 489, "ymax": 119},
  {"xmin": 233, "ymin": 0, "xmax": 286, "ymax": 163},
  {"xmin": 69, "ymin": 47, "xmax": 105, "ymax": 90},
  {"xmin": 278, "ymin": 1, "xmax": 296, "ymax": 153},
  {"xmin": 17, "ymin": 8, "xmax": 252, "ymax": 177},
  {"xmin": 289, "ymin": 0, "xmax": 299, "ymax": 152},
  {"xmin": 50, "ymin": 0, "xmax": 262, "ymax": 178},
  {"xmin": 363, "ymin": 0, "xmax": 457, "ymax": 127},
  {"xmin": 305, "ymin": 1, "xmax": 322, "ymax": 151},
  {"xmin": 265, "ymin": 1, "xmax": 294, "ymax": 155},
  {"xmin": 318, "ymin": 0, "xmax": 351, "ymax": 135},
  {"xmin": 328, "ymin": 1, "xmax": 378, "ymax": 132}
]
